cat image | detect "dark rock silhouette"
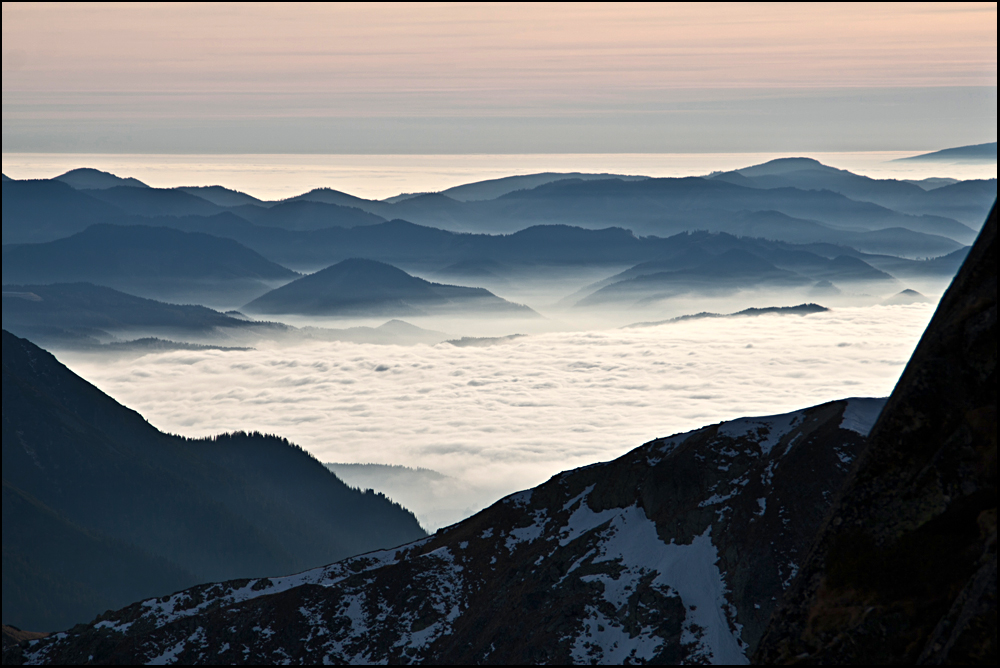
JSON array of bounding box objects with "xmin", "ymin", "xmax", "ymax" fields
[{"xmin": 755, "ymin": 203, "xmax": 996, "ymax": 664}]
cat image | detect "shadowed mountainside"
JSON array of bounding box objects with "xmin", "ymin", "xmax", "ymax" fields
[
  {"xmin": 754, "ymin": 203, "xmax": 997, "ymax": 664},
  {"xmin": 0, "ymin": 331, "xmax": 427, "ymax": 633}
]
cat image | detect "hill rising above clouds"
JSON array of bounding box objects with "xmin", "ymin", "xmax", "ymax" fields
[
  {"xmin": 895, "ymin": 141, "xmax": 997, "ymax": 163},
  {"xmin": 0, "ymin": 330, "xmax": 427, "ymax": 634},
  {"xmin": 1, "ymin": 283, "xmax": 448, "ymax": 351},
  {"xmin": 243, "ymin": 258, "xmax": 536, "ymax": 317}
]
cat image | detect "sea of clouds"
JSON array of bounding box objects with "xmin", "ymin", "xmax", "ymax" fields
[{"xmin": 60, "ymin": 303, "xmax": 935, "ymax": 530}]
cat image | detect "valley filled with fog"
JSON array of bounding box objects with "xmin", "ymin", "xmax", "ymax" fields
[
  {"xmin": 4, "ymin": 151, "xmax": 993, "ymax": 531},
  {"xmin": 59, "ymin": 302, "xmax": 936, "ymax": 530}
]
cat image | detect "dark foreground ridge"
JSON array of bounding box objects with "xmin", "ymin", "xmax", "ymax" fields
[
  {"xmin": 1, "ymin": 331, "xmax": 426, "ymax": 633},
  {"xmin": 5, "ymin": 396, "xmax": 882, "ymax": 664},
  {"xmin": 754, "ymin": 204, "xmax": 997, "ymax": 663}
]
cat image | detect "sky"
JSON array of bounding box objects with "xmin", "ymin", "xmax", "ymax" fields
[
  {"xmin": 60, "ymin": 303, "xmax": 936, "ymax": 529},
  {"xmin": 2, "ymin": 2, "xmax": 996, "ymax": 154}
]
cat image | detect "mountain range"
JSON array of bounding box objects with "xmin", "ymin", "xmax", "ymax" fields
[
  {"xmin": 1, "ymin": 282, "xmax": 449, "ymax": 351},
  {"xmin": 2, "ymin": 225, "xmax": 298, "ymax": 307},
  {"xmin": 5, "ymin": 159, "xmax": 993, "ymax": 254},
  {"xmin": 7, "ymin": 204, "xmax": 991, "ymax": 664}
]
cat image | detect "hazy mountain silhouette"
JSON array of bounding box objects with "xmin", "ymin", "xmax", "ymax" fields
[
  {"xmin": 1, "ymin": 330, "xmax": 427, "ymax": 632},
  {"xmin": 275, "ymin": 174, "xmax": 975, "ymax": 248},
  {"xmin": 5, "ymin": 163, "xmax": 990, "ymax": 264},
  {"xmin": 284, "ymin": 186, "xmax": 379, "ymax": 209},
  {"xmin": 903, "ymin": 177, "xmax": 959, "ymax": 190},
  {"xmin": 53, "ymin": 168, "xmax": 148, "ymax": 190},
  {"xmin": 882, "ymin": 288, "xmax": 933, "ymax": 305},
  {"xmin": 2, "ymin": 283, "xmax": 448, "ymax": 350},
  {"xmin": 710, "ymin": 157, "xmax": 995, "ymax": 228},
  {"xmin": 174, "ymin": 185, "xmax": 265, "ymax": 207},
  {"xmin": 1, "ymin": 283, "xmax": 282, "ymax": 348},
  {"xmin": 894, "ymin": 141, "xmax": 997, "ymax": 163},
  {"xmin": 2, "ymin": 180, "xmax": 132, "ymax": 244},
  {"xmin": 228, "ymin": 199, "xmax": 385, "ymax": 230},
  {"xmin": 625, "ymin": 303, "xmax": 829, "ymax": 328},
  {"xmin": 436, "ymin": 172, "xmax": 649, "ymax": 201},
  {"xmin": 2, "ymin": 225, "xmax": 298, "ymax": 306},
  {"xmin": 243, "ymin": 258, "xmax": 536, "ymax": 317},
  {"xmin": 577, "ymin": 248, "xmax": 814, "ymax": 307},
  {"xmin": 82, "ymin": 185, "xmax": 226, "ymax": 218},
  {"xmin": 567, "ymin": 232, "xmax": 898, "ymax": 307}
]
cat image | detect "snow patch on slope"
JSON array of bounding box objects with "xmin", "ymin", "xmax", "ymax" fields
[
  {"xmin": 839, "ymin": 397, "xmax": 886, "ymax": 436},
  {"xmin": 716, "ymin": 409, "xmax": 806, "ymax": 456},
  {"xmin": 562, "ymin": 499, "xmax": 748, "ymax": 664}
]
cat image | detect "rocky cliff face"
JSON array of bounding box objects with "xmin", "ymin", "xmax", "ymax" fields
[
  {"xmin": 754, "ymin": 204, "xmax": 996, "ymax": 664},
  {"xmin": 7, "ymin": 397, "xmax": 882, "ymax": 664}
]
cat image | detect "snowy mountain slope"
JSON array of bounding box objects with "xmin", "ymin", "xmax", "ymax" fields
[{"xmin": 11, "ymin": 398, "xmax": 883, "ymax": 665}]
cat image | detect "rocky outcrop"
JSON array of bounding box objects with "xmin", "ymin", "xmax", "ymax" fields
[
  {"xmin": 755, "ymin": 204, "xmax": 996, "ymax": 664},
  {"xmin": 6, "ymin": 397, "xmax": 883, "ymax": 664}
]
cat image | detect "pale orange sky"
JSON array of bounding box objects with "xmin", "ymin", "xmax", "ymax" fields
[{"xmin": 2, "ymin": 3, "xmax": 996, "ymax": 153}]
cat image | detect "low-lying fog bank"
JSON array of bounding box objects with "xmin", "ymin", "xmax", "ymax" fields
[{"xmin": 58, "ymin": 303, "xmax": 935, "ymax": 530}]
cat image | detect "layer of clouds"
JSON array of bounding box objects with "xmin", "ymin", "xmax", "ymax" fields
[{"xmin": 60, "ymin": 304, "xmax": 935, "ymax": 528}]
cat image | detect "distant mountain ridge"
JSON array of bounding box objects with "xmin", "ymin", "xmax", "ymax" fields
[
  {"xmin": 625, "ymin": 303, "xmax": 829, "ymax": 328},
  {"xmin": 243, "ymin": 258, "xmax": 536, "ymax": 317},
  {"xmin": 1, "ymin": 283, "xmax": 449, "ymax": 350},
  {"xmin": 53, "ymin": 168, "xmax": 148, "ymax": 190},
  {"xmin": 2, "ymin": 225, "xmax": 299, "ymax": 307},
  {"xmin": 6, "ymin": 159, "xmax": 992, "ymax": 257},
  {"xmin": 894, "ymin": 142, "xmax": 997, "ymax": 163}
]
